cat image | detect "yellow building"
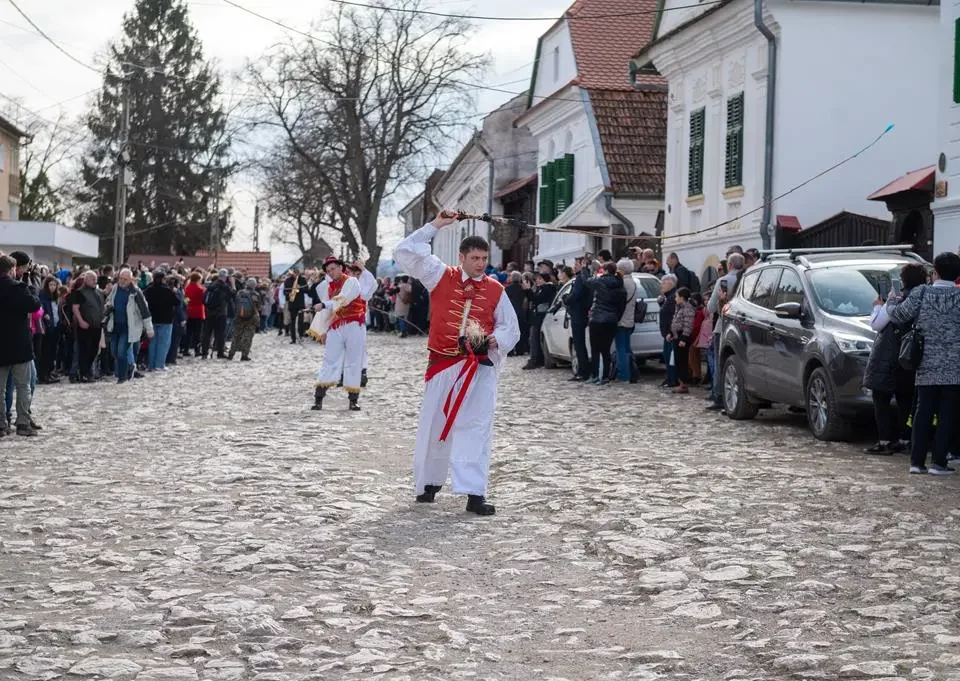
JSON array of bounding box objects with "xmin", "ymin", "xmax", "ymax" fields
[{"xmin": 0, "ymin": 113, "xmax": 26, "ymax": 221}]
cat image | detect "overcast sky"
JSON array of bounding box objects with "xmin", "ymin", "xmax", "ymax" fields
[{"xmin": 0, "ymin": 0, "xmax": 570, "ymax": 264}]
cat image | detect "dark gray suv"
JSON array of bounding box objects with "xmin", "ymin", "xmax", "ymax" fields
[{"xmin": 718, "ymin": 246, "xmax": 928, "ymax": 441}]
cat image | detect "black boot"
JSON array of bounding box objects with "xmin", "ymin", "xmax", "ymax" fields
[
  {"xmin": 348, "ymin": 392, "xmax": 361, "ymax": 411},
  {"xmin": 416, "ymin": 484, "xmax": 442, "ymax": 503},
  {"xmin": 466, "ymin": 495, "xmax": 495, "ymax": 516},
  {"xmin": 360, "ymin": 369, "xmax": 368, "ymax": 388},
  {"xmin": 312, "ymin": 385, "xmax": 327, "ymax": 411}
]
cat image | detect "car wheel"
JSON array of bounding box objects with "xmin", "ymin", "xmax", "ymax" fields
[
  {"xmin": 542, "ymin": 333, "xmax": 556, "ymax": 369},
  {"xmin": 805, "ymin": 367, "xmax": 848, "ymax": 441},
  {"xmin": 722, "ymin": 354, "xmax": 759, "ymax": 420}
]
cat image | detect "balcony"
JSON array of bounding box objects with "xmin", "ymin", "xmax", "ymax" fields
[{"xmin": 8, "ymin": 170, "xmax": 20, "ymax": 198}]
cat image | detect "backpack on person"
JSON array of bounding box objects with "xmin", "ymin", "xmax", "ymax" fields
[{"xmin": 236, "ymin": 289, "xmax": 255, "ymax": 320}]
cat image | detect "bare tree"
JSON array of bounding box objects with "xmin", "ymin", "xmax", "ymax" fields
[
  {"xmin": 261, "ymin": 141, "xmax": 338, "ymax": 267},
  {"xmin": 18, "ymin": 116, "xmax": 87, "ymax": 223},
  {"xmin": 245, "ymin": 0, "xmax": 487, "ymax": 268}
]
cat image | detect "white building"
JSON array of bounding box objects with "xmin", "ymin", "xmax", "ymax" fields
[
  {"xmin": 631, "ymin": 0, "xmax": 938, "ymax": 279},
  {"xmin": 933, "ymin": 0, "xmax": 960, "ymax": 255},
  {"xmin": 0, "ymin": 221, "xmax": 100, "ymax": 267},
  {"xmin": 431, "ymin": 93, "xmax": 538, "ymax": 267},
  {"xmin": 515, "ymin": 0, "xmax": 667, "ymax": 266}
]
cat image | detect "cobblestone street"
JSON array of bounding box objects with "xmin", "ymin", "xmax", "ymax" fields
[{"xmin": 2, "ymin": 332, "xmax": 960, "ymax": 681}]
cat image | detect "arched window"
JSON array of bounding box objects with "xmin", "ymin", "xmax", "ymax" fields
[
  {"xmin": 564, "ymin": 130, "xmax": 573, "ymax": 154},
  {"xmin": 547, "ymin": 139, "xmax": 556, "ymax": 161}
]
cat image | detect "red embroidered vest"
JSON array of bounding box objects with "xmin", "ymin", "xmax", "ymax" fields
[
  {"xmin": 427, "ymin": 267, "xmax": 503, "ymax": 362},
  {"xmin": 328, "ymin": 276, "xmax": 366, "ymax": 330}
]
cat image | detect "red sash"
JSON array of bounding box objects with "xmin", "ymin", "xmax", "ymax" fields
[{"xmin": 425, "ymin": 350, "xmax": 489, "ymax": 442}]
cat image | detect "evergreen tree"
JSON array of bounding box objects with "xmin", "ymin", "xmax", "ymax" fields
[{"xmin": 77, "ymin": 0, "xmax": 232, "ymax": 261}]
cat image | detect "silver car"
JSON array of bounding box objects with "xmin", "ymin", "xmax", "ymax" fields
[{"xmin": 540, "ymin": 273, "xmax": 664, "ymax": 376}]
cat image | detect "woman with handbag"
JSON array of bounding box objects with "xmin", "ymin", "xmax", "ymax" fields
[
  {"xmin": 886, "ymin": 252, "xmax": 960, "ymax": 475},
  {"xmin": 862, "ymin": 263, "xmax": 925, "ymax": 455}
]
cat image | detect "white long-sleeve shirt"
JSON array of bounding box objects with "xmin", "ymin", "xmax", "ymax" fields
[{"xmin": 393, "ymin": 223, "xmax": 520, "ymax": 366}]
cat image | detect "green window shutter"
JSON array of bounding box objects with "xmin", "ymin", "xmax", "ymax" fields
[
  {"xmin": 554, "ymin": 158, "xmax": 567, "ymax": 215},
  {"xmin": 553, "ymin": 154, "xmax": 576, "ymax": 217},
  {"xmin": 724, "ymin": 93, "xmax": 744, "ymax": 188},
  {"xmin": 688, "ymin": 108, "xmax": 705, "ymax": 197},
  {"xmin": 541, "ymin": 162, "xmax": 556, "ymax": 223},
  {"xmin": 954, "ymin": 19, "xmax": 960, "ymax": 103},
  {"xmin": 564, "ymin": 153, "xmax": 574, "ymax": 208},
  {"xmin": 538, "ymin": 185, "xmax": 549, "ymax": 224}
]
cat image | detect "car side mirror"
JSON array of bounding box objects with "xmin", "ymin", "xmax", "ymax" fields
[{"xmin": 775, "ymin": 302, "xmax": 802, "ymax": 319}]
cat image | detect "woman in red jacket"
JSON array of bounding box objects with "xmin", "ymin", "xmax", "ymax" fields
[{"xmin": 184, "ymin": 272, "xmax": 206, "ymax": 357}]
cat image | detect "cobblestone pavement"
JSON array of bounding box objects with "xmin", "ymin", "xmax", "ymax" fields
[{"xmin": 2, "ymin": 331, "xmax": 960, "ymax": 681}]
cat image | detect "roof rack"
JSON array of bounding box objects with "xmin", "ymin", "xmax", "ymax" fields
[{"xmin": 758, "ymin": 244, "xmax": 923, "ymax": 263}]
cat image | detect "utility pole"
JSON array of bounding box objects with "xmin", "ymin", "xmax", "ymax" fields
[
  {"xmin": 252, "ymin": 202, "xmax": 260, "ymax": 252},
  {"xmin": 113, "ymin": 75, "xmax": 131, "ymax": 266},
  {"xmin": 210, "ymin": 173, "xmax": 221, "ymax": 265}
]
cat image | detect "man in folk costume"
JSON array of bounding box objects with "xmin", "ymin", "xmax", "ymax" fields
[
  {"xmin": 393, "ymin": 211, "xmax": 520, "ymax": 516},
  {"xmin": 308, "ymin": 256, "xmax": 368, "ymax": 412},
  {"xmin": 334, "ymin": 263, "xmax": 377, "ymax": 388}
]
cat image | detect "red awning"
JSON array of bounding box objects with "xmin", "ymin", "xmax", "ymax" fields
[
  {"xmin": 494, "ymin": 173, "xmax": 537, "ymax": 200},
  {"xmin": 776, "ymin": 215, "xmax": 802, "ymax": 232},
  {"xmin": 867, "ymin": 166, "xmax": 935, "ymax": 201}
]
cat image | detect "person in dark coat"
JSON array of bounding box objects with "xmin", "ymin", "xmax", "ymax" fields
[
  {"xmin": 582, "ymin": 262, "xmax": 625, "ymax": 385},
  {"xmin": 504, "ymin": 271, "xmax": 528, "ymax": 356},
  {"xmin": 0, "ymin": 254, "xmax": 42, "ymax": 437},
  {"xmin": 565, "ymin": 258, "xmax": 594, "ymax": 381},
  {"xmin": 862, "ymin": 264, "xmax": 926, "ymax": 455},
  {"xmin": 522, "ymin": 271, "xmax": 557, "ymax": 370},
  {"xmin": 666, "ymin": 253, "xmax": 700, "ymax": 293}
]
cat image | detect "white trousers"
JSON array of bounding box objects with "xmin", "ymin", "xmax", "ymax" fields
[
  {"xmin": 315, "ymin": 322, "xmax": 366, "ymax": 392},
  {"xmin": 413, "ymin": 363, "xmax": 496, "ymax": 496}
]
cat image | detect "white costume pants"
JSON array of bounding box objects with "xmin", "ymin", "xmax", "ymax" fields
[
  {"xmin": 413, "ymin": 363, "xmax": 496, "ymax": 496},
  {"xmin": 315, "ymin": 322, "xmax": 366, "ymax": 392}
]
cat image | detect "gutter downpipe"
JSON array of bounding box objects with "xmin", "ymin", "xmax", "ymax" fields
[{"xmin": 755, "ymin": 0, "xmax": 777, "ymax": 250}]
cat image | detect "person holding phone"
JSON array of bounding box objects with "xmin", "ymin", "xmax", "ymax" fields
[{"xmin": 862, "ymin": 265, "xmax": 925, "ymax": 455}]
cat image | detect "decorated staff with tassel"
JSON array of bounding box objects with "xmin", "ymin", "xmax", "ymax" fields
[
  {"xmin": 307, "ymin": 256, "xmax": 368, "ymax": 412},
  {"xmin": 393, "ymin": 210, "xmax": 520, "ymax": 516}
]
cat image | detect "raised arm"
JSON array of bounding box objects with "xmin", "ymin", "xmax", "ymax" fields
[
  {"xmin": 393, "ymin": 211, "xmax": 459, "ymax": 291},
  {"xmin": 358, "ymin": 269, "xmax": 378, "ymax": 300},
  {"xmin": 888, "ymin": 286, "xmax": 923, "ymax": 326},
  {"xmin": 319, "ymin": 277, "xmax": 361, "ymax": 312}
]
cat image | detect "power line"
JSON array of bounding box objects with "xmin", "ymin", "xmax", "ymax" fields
[
  {"xmin": 326, "ymin": 0, "xmax": 726, "ymax": 22},
  {"xmin": 6, "ymin": 0, "xmax": 100, "ymax": 73},
  {"xmin": 222, "ymin": 0, "xmax": 545, "ymax": 102}
]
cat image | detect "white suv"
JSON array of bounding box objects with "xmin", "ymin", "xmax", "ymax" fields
[{"xmin": 540, "ymin": 273, "xmax": 664, "ymax": 376}]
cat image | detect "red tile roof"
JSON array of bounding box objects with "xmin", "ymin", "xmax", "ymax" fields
[
  {"xmin": 776, "ymin": 215, "xmax": 803, "ymax": 232},
  {"xmin": 589, "ymin": 88, "xmax": 667, "ymax": 196},
  {"xmin": 128, "ymin": 251, "xmax": 273, "ymax": 280},
  {"xmin": 867, "ymin": 165, "xmax": 935, "ymax": 201},
  {"xmin": 567, "ymin": 0, "xmax": 665, "ymax": 90}
]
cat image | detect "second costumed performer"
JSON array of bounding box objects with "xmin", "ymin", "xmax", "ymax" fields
[
  {"xmin": 393, "ymin": 210, "xmax": 520, "ymax": 516},
  {"xmin": 308, "ymin": 256, "xmax": 367, "ymax": 411}
]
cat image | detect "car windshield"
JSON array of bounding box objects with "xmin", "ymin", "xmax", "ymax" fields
[
  {"xmin": 807, "ymin": 264, "xmax": 904, "ymax": 317},
  {"xmin": 635, "ymin": 275, "xmax": 661, "ymax": 299}
]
